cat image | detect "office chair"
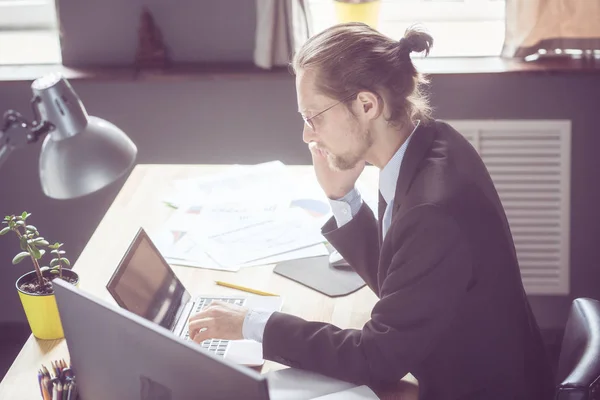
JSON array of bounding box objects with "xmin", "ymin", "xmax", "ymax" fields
[{"xmin": 555, "ymin": 298, "xmax": 600, "ymax": 400}]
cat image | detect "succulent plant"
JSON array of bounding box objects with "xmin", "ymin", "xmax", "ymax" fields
[{"xmin": 1, "ymin": 212, "xmax": 71, "ymax": 292}]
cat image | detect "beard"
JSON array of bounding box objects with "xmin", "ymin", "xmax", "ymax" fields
[
  {"xmin": 327, "ymin": 127, "xmax": 373, "ymax": 171},
  {"xmin": 328, "ymin": 152, "xmax": 361, "ymax": 171}
]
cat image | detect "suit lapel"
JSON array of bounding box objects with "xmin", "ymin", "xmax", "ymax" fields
[{"xmin": 393, "ymin": 121, "xmax": 437, "ymax": 210}]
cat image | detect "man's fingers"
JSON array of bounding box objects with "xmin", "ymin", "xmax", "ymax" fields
[
  {"xmin": 189, "ymin": 318, "xmax": 212, "ymax": 332},
  {"xmin": 192, "ymin": 328, "xmax": 213, "ymax": 344},
  {"xmin": 189, "ymin": 318, "xmax": 212, "ymax": 341},
  {"xmin": 187, "ymin": 301, "xmax": 247, "ymax": 343},
  {"xmin": 208, "ymin": 300, "xmax": 227, "ymax": 307},
  {"xmin": 188, "ymin": 304, "xmax": 220, "ymax": 322},
  {"xmin": 189, "ymin": 313, "xmax": 205, "ymax": 322}
]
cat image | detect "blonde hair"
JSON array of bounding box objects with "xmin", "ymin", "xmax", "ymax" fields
[{"xmin": 292, "ymin": 23, "xmax": 434, "ymax": 128}]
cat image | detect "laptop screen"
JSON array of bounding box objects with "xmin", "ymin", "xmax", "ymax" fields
[{"xmin": 106, "ymin": 228, "xmax": 190, "ymax": 330}]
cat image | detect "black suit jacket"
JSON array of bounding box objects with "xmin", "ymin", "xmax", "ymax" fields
[{"xmin": 263, "ymin": 121, "xmax": 554, "ymax": 400}]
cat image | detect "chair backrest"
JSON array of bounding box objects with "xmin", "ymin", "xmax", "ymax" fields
[{"xmin": 555, "ymin": 298, "xmax": 600, "ymax": 400}]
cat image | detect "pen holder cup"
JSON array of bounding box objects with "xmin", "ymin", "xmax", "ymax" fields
[{"xmin": 16, "ymin": 270, "xmax": 80, "ymax": 340}]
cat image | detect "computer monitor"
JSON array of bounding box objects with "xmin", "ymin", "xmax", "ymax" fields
[{"xmin": 53, "ymin": 279, "xmax": 270, "ymax": 400}]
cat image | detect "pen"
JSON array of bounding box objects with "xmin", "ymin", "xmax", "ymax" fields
[
  {"xmin": 37, "ymin": 370, "xmax": 44, "ymax": 399},
  {"xmin": 41, "ymin": 376, "xmax": 51, "ymax": 400},
  {"xmin": 214, "ymin": 280, "xmax": 279, "ymax": 296}
]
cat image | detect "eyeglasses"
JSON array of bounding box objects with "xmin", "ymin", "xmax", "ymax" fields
[{"xmin": 301, "ymin": 92, "xmax": 357, "ymax": 131}]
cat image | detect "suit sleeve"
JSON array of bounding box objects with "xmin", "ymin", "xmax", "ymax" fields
[
  {"xmin": 263, "ymin": 204, "xmax": 473, "ymax": 389},
  {"xmin": 321, "ymin": 202, "xmax": 381, "ymax": 293}
]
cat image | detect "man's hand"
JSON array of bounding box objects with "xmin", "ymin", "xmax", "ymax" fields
[
  {"xmin": 309, "ymin": 142, "xmax": 365, "ymax": 199},
  {"xmin": 188, "ymin": 301, "xmax": 248, "ymax": 344}
]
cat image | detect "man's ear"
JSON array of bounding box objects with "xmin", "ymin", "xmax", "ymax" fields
[{"xmin": 356, "ymin": 91, "xmax": 382, "ymax": 121}]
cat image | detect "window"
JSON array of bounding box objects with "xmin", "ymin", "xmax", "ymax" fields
[
  {"xmin": 308, "ymin": 0, "xmax": 506, "ymax": 57},
  {"xmin": 0, "ymin": 0, "xmax": 61, "ymax": 64},
  {"xmin": 0, "ymin": 0, "xmax": 57, "ymax": 29}
]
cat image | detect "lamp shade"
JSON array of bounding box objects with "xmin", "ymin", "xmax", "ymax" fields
[
  {"xmin": 30, "ymin": 74, "xmax": 137, "ymax": 199},
  {"xmin": 39, "ymin": 116, "xmax": 137, "ymax": 199}
]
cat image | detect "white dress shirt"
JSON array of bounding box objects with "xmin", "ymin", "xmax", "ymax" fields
[
  {"xmin": 378, "ymin": 120, "xmax": 419, "ymax": 239},
  {"xmin": 241, "ymin": 121, "xmax": 420, "ymax": 342}
]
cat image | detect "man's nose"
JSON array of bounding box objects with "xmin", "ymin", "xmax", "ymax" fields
[{"xmin": 302, "ymin": 124, "xmax": 315, "ymax": 144}]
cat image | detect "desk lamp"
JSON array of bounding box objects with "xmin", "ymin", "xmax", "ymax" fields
[{"xmin": 0, "ymin": 74, "xmax": 137, "ymax": 199}]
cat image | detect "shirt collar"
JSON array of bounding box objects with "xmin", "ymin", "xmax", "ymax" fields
[{"xmin": 379, "ymin": 120, "xmax": 420, "ymax": 205}]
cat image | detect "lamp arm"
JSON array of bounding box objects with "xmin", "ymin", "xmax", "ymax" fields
[{"xmin": 0, "ymin": 110, "xmax": 54, "ymax": 170}]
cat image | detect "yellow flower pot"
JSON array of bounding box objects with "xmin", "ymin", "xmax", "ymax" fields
[
  {"xmin": 334, "ymin": 0, "xmax": 382, "ymax": 29},
  {"xmin": 16, "ymin": 269, "xmax": 79, "ymax": 340}
]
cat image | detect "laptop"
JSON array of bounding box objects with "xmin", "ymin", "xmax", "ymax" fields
[
  {"xmin": 106, "ymin": 227, "xmax": 283, "ymax": 366},
  {"xmin": 53, "ymin": 278, "xmax": 271, "ymax": 400}
]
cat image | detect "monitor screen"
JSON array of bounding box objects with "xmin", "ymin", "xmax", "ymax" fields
[{"xmin": 107, "ymin": 229, "xmax": 189, "ymax": 329}]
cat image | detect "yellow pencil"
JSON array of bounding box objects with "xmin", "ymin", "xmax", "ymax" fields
[{"xmin": 214, "ymin": 280, "xmax": 279, "ymax": 297}]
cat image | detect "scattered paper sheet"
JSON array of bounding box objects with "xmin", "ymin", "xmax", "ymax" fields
[
  {"xmin": 267, "ymin": 368, "xmax": 378, "ymax": 400},
  {"xmin": 164, "ymin": 161, "xmax": 290, "ymax": 209},
  {"xmin": 155, "ymin": 161, "xmax": 337, "ymax": 271},
  {"xmin": 312, "ymin": 386, "xmax": 379, "ymax": 400},
  {"xmin": 152, "ymin": 230, "xmax": 239, "ymax": 271},
  {"xmin": 237, "ymin": 243, "xmax": 328, "ymax": 269},
  {"xmin": 155, "ymin": 202, "xmax": 327, "ymax": 270},
  {"xmin": 193, "ymin": 207, "xmax": 325, "ymax": 267},
  {"xmin": 154, "ymin": 227, "xmax": 327, "ymax": 271},
  {"xmin": 267, "ymin": 368, "xmax": 355, "ymax": 400}
]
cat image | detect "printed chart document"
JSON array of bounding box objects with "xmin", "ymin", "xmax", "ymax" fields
[
  {"xmin": 154, "ymin": 161, "xmax": 331, "ymax": 271},
  {"xmin": 152, "ymin": 223, "xmax": 327, "ymax": 272},
  {"xmin": 193, "ymin": 207, "xmax": 325, "ymax": 267},
  {"xmin": 267, "ymin": 368, "xmax": 379, "ymax": 400},
  {"xmin": 164, "ymin": 161, "xmax": 290, "ymax": 210}
]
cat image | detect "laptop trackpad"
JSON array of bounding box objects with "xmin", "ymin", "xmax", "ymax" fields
[{"xmin": 226, "ymin": 340, "xmax": 265, "ymax": 367}]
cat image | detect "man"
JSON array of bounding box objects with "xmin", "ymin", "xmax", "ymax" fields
[{"xmin": 189, "ymin": 23, "xmax": 554, "ymax": 399}]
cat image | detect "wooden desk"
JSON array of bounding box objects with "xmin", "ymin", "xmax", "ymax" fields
[{"xmin": 0, "ymin": 164, "xmax": 417, "ymax": 399}]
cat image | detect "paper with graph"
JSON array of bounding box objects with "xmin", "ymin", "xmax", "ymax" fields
[
  {"xmin": 154, "ymin": 161, "xmax": 331, "ymax": 270},
  {"xmin": 193, "ymin": 207, "xmax": 326, "ymax": 267}
]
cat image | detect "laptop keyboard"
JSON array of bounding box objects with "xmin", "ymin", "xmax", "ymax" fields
[
  {"xmin": 193, "ymin": 297, "xmax": 245, "ymax": 314},
  {"xmin": 183, "ymin": 297, "xmax": 245, "ymax": 357}
]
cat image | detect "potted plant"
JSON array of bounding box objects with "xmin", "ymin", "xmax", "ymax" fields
[
  {"xmin": 0, "ymin": 212, "xmax": 79, "ymax": 340},
  {"xmin": 334, "ymin": 0, "xmax": 382, "ymax": 29}
]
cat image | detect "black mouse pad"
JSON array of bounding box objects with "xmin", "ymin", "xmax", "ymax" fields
[{"xmin": 273, "ymin": 255, "xmax": 366, "ymax": 297}]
